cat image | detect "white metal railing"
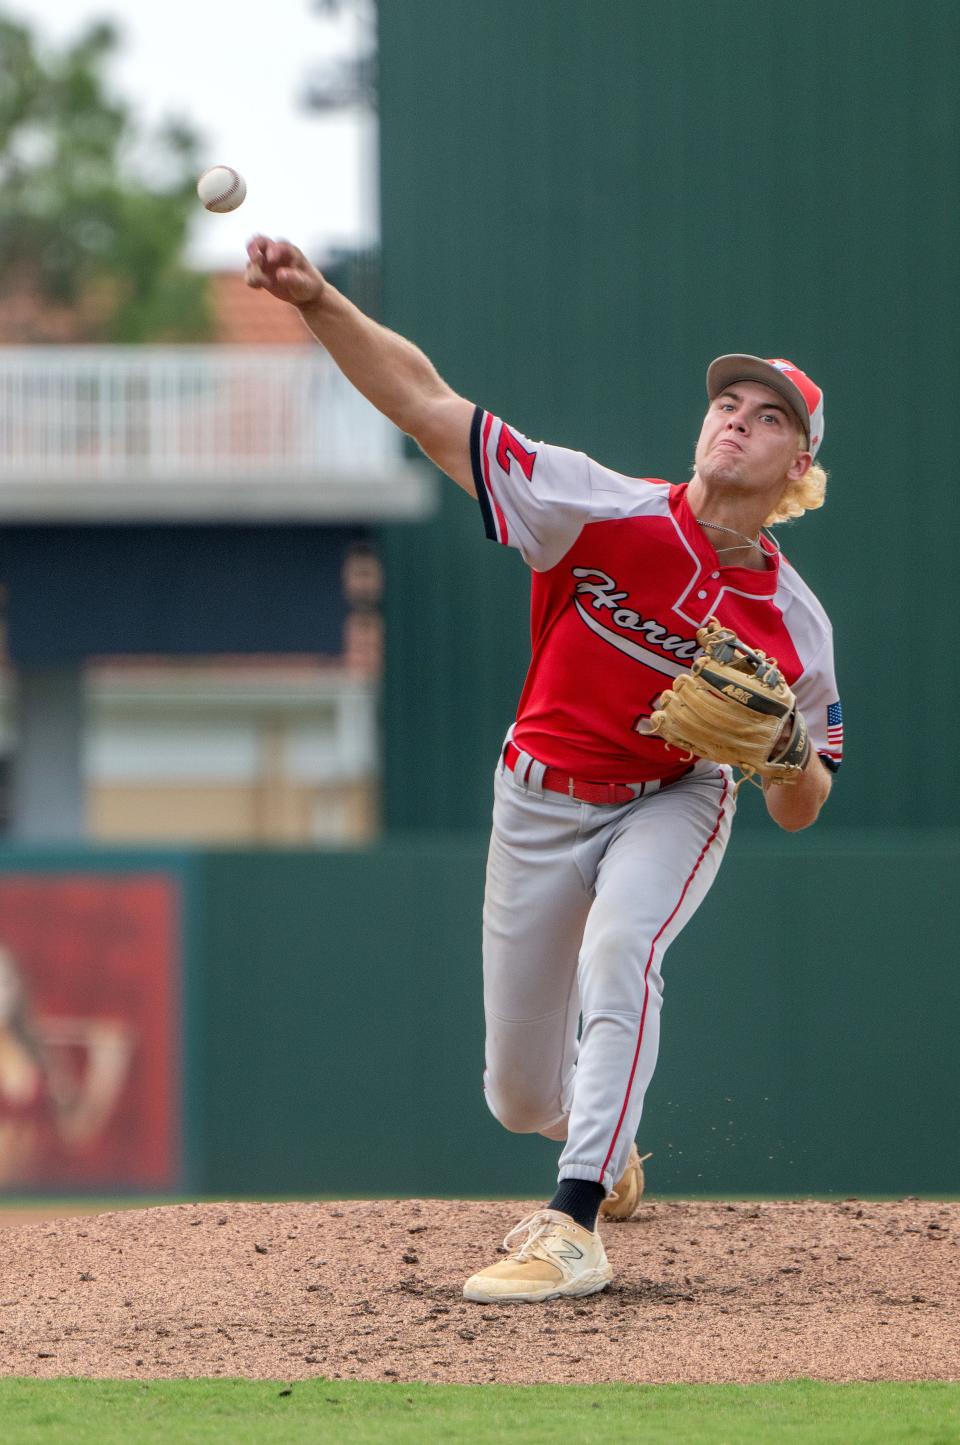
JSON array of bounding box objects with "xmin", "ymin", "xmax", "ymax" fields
[{"xmin": 0, "ymin": 346, "xmax": 404, "ymax": 479}]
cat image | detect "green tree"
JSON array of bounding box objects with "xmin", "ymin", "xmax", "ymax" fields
[{"xmin": 0, "ymin": 13, "xmax": 212, "ymax": 341}]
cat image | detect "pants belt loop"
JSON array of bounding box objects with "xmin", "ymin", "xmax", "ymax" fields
[
  {"xmin": 526, "ymin": 758, "xmax": 547, "ymax": 796},
  {"xmin": 512, "ymin": 749, "xmax": 546, "ymax": 797}
]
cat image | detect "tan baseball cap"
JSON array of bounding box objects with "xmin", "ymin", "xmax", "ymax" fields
[{"xmin": 706, "ymin": 355, "xmax": 825, "ymax": 457}]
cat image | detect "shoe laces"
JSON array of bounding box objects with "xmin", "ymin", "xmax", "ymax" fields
[{"xmin": 501, "ymin": 1209, "xmax": 567, "ymax": 1262}]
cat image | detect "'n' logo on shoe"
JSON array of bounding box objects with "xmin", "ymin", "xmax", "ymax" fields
[{"xmin": 552, "ymin": 1240, "xmax": 585, "ymax": 1261}]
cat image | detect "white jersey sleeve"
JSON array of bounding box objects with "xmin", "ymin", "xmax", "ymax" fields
[
  {"xmin": 774, "ymin": 561, "xmax": 843, "ymax": 772},
  {"xmin": 470, "ymin": 407, "xmax": 593, "ymax": 570},
  {"xmin": 792, "ymin": 631, "xmax": 844, "ymax": 771}
]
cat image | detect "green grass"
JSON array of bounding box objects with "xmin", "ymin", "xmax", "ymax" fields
[{"xmin": 2, "ymin": 1379, "xmax": 959, "ymax": 1444}]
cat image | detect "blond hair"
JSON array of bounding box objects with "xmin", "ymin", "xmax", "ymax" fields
[
  {"xmin": 763, "ymin": 410, "xmax": 828, "ymax": 525},
  {"xmin": 764, "ymin": 459, "xmax": 828, "ymax": 525}
]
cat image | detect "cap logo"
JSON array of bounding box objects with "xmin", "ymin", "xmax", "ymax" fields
[{"xmin": 770, "ymin": 359, "xmax": 795, "ymax": 373}]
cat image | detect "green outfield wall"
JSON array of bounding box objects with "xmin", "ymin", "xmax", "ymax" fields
[
  {"xmin": 187, "ymin": 833, "xmax": 960, "ymax": 1198},
  {"xmin": 0, "ymin": 837, "xmax": 954, "ymax": 1199},
  {"xmin": 377, "ymin": 0, "xmax": 959, "ymax": 832}
]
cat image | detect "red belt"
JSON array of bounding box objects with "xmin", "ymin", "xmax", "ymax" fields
[{"xmin": 504, "ymin": 741, "xmax": 691, "ymax": 806}]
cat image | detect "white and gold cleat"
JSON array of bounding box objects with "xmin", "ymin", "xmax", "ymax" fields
[
  {"xmin": 463, "ymin": 1209, "xmax": 612, "ymax": 1304},
  {"xmin": 599, "ymin": 1142, "xmax": 652, "ymax": 1222}
]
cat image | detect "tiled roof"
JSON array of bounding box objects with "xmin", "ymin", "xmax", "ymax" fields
[
  {"xmin": 0, "ymin": 270, "xmax": 313, "ymax": 346},
  {"xmin": 0, "ymin": 276, "xmax": 113, "ymax": 343},
  {"xmin": 210, "ymin": 272, "xmax": 313, "ymax": 345}
]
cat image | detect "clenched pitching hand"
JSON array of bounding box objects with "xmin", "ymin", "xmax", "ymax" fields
[{"xmin": 245, "ymin": 235, "xmax": 325, "ymax": 309}]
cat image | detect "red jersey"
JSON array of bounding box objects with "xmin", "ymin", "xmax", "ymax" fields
[{"xmin": 471, "ymin": 407, "xmax": 843, "ymax": 782}]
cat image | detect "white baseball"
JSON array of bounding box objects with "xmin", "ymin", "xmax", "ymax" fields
[{"xmin": 197, "ymin": 165, "xmax": 247, "ymax": 213}]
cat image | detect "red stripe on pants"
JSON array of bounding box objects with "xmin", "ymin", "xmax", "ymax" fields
[{"xmin": 600, "ymin": 773, "xmax": 730, "ymax": 1180}]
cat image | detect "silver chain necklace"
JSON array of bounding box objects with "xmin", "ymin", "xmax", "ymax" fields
[{"xmin": 696, "ymin": 517, "xmax": 778, "ymax": 558}]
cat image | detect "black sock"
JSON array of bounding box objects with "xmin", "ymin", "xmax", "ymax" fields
[{"xmin": 547, "ymin": 1179, "xmax": 606, "ymax": 1233}]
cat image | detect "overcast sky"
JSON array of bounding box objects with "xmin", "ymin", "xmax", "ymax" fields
[{"xmin": 10, "ymin": 0, "xmax": 378, "ymax": 271}]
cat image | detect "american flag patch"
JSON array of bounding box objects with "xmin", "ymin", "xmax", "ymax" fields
[{"xmin": 825, "ymin": 700, "xmax": 844, "ymax": 761}]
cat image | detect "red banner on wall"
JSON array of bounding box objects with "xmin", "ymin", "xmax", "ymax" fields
[{"xmin": 0, "ymin": 874, "xmax": 180, "ymax": 1192}]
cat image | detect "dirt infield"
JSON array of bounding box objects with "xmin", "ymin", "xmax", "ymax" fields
[{"xmin": 0, "ymin": 1198, "xmax": 957, "ymax": 1384}]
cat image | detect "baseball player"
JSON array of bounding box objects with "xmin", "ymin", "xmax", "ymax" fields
[{"xmin": 246, "ymin": 236, "xmax": 841, "ymax": 1304}]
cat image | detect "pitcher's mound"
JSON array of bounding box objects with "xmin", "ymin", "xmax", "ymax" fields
[{"xmin": 1, "ymin": 1197, "xmax": 957, "ymax": 1382}]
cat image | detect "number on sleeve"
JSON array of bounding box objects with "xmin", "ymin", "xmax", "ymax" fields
[{"xmin": 495, "ymin": 424, "xmax": 537, "ymax": 481}]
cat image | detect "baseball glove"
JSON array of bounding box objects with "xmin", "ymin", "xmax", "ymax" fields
[{"xmin": 645, "ymin": 618, "xmax": 811, "ymax": 787}]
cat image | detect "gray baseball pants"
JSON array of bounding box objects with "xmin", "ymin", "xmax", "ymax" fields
[{"xmin": 481, "ymin": 748, "xmax": 736, "ymax": 1194}]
